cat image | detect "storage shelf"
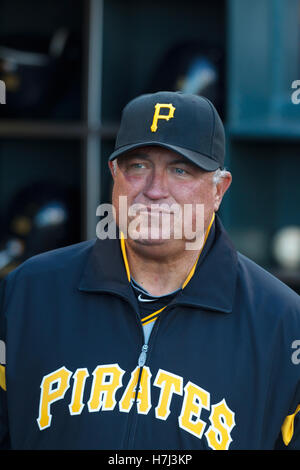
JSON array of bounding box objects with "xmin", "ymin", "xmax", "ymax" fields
[
  {"xmin": 0, "ymin": 120, "xmax": 119, "ymax": 139},
  {"xmin": 227, "ymin": 121, "xmax": 300, "ymax": 140}
]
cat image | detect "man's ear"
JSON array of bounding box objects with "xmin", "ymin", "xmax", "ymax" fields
[
  {"xmin": 214, "ymin": 172, "xmax": 232, "ymax": 212},
  {"xmin": 108, "ymin": 160, "xmax": 116, "ymax": 180}
]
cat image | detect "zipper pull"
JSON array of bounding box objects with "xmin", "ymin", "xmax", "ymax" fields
[{"xmin": 138, "ymin": 344, "xmax": 148, "ymax": 367}]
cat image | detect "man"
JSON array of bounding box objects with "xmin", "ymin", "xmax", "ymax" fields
[{"xmin": 0, "ymin": 91, "xmax": 299, "ymax": 450}]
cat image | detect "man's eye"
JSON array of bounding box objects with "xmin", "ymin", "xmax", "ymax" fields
[
  {"xmin": 172, "ymin": 167, "xmax": 187, "ymax": 175},
  {"xmin": 132, "ymin": 163, "xmax": 145, "ymax": 168},
  {"xmin": 127, "ymin": 162, "xmax": 146, "ymax": 170}
]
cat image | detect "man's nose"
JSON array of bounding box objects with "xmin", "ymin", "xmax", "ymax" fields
[{"xmin": 143, "ymin": 169, "xmax": 169, "ymax": 200}]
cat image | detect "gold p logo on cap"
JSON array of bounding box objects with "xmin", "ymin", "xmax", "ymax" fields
[{"xmin": 150, "ymin": 103, "xmax": 176, "ymax": 132}]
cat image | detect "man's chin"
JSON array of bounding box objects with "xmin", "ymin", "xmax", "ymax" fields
[
  {"xmin": 125, "ymin": 237, "xmax": 182, "ymax": 260},
  {"xmin": 130, "ymin": 235, "xmax": 171, "ymax": 246}
]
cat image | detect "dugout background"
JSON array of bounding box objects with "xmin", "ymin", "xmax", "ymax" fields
[{"xmin": 0, "ymin": 0, "xmax": 299, "ymax": 294}]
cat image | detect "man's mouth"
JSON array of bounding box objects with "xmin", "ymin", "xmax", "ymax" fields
[{"xmin": 137, "ymin": 206, "xmax": 174, "ymax": 215}]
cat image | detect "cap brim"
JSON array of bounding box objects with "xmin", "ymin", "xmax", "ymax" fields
[{"xmin": 108, "ymin": 142, "xmax": 220, "ymax": 171}]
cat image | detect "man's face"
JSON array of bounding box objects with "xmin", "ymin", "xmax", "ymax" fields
[{"xmin": 109, "ymin": 146, "xmax": 231, "ymax": 256}]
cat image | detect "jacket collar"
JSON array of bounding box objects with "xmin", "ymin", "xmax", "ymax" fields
[{"xmin": 78, "ymin": 215, "xmax": 238, "ymax": 314}]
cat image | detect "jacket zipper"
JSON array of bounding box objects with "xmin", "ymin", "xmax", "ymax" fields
[
  {"xmin": 88, "ymin": 289, "xmax": 193, "ymax": 448},
  {"xmin": 123, "ymin": 299, "xmax": 190, "ymax": 449},
  {"xmin": 138, "ymin": 344, "xmax": 148, "ymax": 367},
  {"xmin": 113, "ymin": 291, "xmax": 180, "ymax": 449},
  {"xmin": 122, "ymin": 342, "xmax": 150, "ymax": 449},
  {"xmin": 123, "ymin": 311, "xmax": 164, "ymax": 450}
]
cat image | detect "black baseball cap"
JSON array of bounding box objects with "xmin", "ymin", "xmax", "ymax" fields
[{"xmin": 109, "ymin": 91, "xmax": 225, "ymax": 171}]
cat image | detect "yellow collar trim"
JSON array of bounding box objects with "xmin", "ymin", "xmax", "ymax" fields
[
  {"xmin": 120, "ymin": 232, "xmax": 131, "ymax": 282},
  {"xmin": 0, "ymin": 365, "xmax": 6, "ymax": 391},
  {"xmin": 120, "ymin": 212, "xmax": 215, "ymax": 288},
  {"xmin": 141, "ymin": 306, "xmax": 167, "ymax": 325},
  {"xmin": 181, "ymin": 212, "xmax": 215, "ymax": 289},
  {"xmin": 281, "ymin": 403, "xmax": 300, "ymax": 446}
]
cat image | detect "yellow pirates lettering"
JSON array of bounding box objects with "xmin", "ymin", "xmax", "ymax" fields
[
  {"xmin": 88, "ymin": 364, "xmax": 125, "ymax": 412},
  {"xmin": 178, "ymin": 381, "xmax": 210, "ymax": 439},
  {"xmin": 36, "ymin": 364, "xmax": 236, "ymax": 449},
  {"xmin": 154, "ymin": 369, "xmax": 183, "ymax": 420},
  {"xmin": 205, "ymin": 399, "xmax": 236, "ymax": 450},
  {"xmin": 69, "ymin": 368, "xmax": 89, "ymax": 415},
  {"xmin": 119, "ymin": 366, "xmax": 152, "ymax": 414},
  {"xmin": 37, "ymin": 366, "xmax": 72, "ymax": 430},
  {"xmin": 150, "ymin": 103, "xmax": 176, "ymax": 132}
]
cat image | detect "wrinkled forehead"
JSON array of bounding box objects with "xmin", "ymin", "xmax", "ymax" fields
[{"xmin": 117, "ymin": 145, "xmax": 204, "ymax": 170}]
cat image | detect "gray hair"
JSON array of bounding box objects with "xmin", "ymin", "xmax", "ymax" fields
[
  {"xmin": 213, "ymin": 168, "xmax": 228, "ymax": 185},
  {"xmin": 112, "ymin": 158, "xmax": 118, "ymax": 175}
]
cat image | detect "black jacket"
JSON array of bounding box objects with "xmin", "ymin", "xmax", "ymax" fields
[{"xmin": 0, "ymin": 216, "xmax": 300, "ymax": 449}]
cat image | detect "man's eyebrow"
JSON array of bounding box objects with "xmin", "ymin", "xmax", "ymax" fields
[
  {"xmin": 169, "ymin": 158, "xmax": 201, "ymax": 170},
  {"xmin": 125, "ymin": 155, "xmax": 190, "ymax": 164},
  {"xmin": 169, "ymin": 158, "xmax": 190, "ymax": 165},
  {"xmin": 123, "ymin": 152, "xmax": 149, "ymax": 159},
  {"xmin": 121, "ymin": 153, "xmax": 195, "ymax": 168}
]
